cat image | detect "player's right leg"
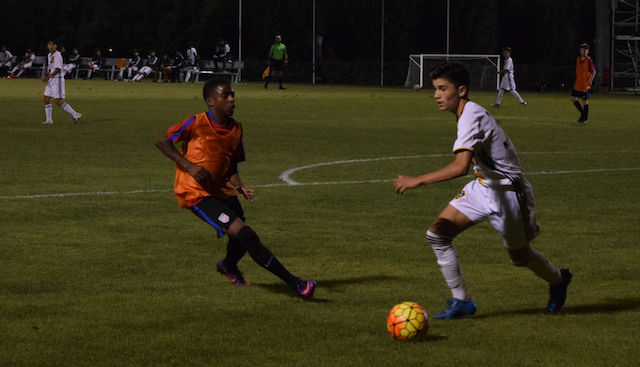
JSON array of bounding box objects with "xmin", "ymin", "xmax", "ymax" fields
[
  {"xmin": 428, "ymin": 203, "xmax": 478, "ymax": 319},
  {"xmin": 43, "ymin": 95, "xmax": 54, "ymax": 124}
]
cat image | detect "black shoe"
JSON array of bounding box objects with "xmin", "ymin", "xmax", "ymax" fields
[
  {"xmin": 216, "ymin": 260, "xmax": 249, "ymax": 286},
  {"xmin": 577, "ymin": 116, "xmax": 586, "ymax": 123},
  {"xmin": 279, "ymin": 85, "xmax": 286, "ymax": 90},
  {"xmin": 547, "ymin": 268, "xmax": 572, "ymax": 313}
]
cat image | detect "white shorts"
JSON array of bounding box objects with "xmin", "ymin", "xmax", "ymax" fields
[
  {"xmin": 449, "ymin": 178, "xmax": 540, "ymax": 249},
  {"xmin": 139, "ymin": 66, "xmax": 153, "ymax": 75},
  {"xmin": 44, "ymin": 77, "xmax": 66, "ymax": 99},
  {"xmin": 63, "ymin": 64, "xmax": 76, "ymax": 73},
  {"xmin": 500, "ymin": 74, "xmax": 517, "ymax": 90}
]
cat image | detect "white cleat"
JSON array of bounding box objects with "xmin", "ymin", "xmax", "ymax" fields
[
  {"xmin": 43, "ymin": 120, "xmax": 54, "ymax": 124},
  {"xmin": 73, "ymin": 113, "xmax": 82, "ymax": 124}
]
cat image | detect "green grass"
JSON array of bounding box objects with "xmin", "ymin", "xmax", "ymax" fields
[{"xmin": 1, "ymin": 78, "xmax": 640, "ymax": 366}]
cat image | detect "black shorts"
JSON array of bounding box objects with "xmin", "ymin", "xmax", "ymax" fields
[
  {"xmin": 190, "ymin": 196, "xmax": 246, "ymax": 238},
  {"xmin": 271, "ymin": 58, "xmax": 285, "ymax": 71},
  {"xmin": 571, "ymin": 89, "xmax": 589, "ymax": 100}
]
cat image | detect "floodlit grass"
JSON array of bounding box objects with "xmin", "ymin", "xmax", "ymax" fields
[{"xmin": 1, "ymin": 78, "xmax": 640, "ymax": 366}]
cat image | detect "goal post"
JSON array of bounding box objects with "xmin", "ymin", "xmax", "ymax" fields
[{"xmin": 405, "ymin": 54, "xmax": 501, "ymax": 91}]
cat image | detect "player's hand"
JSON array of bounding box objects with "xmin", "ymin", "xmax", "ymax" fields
[
  {"xmin": 237, "ymin": 186, "xmax": 254, "ymax": 202},
  {"xmin": 394, "ymin": 175, "xmax": 420, "ymax": 194},
  {"xmin": 188, "ymin": 164, "xmax": 214, "ymax": 184},
  {"xmin": 41, "ymin": 76, "xmax": 49, "ymax": 83}
]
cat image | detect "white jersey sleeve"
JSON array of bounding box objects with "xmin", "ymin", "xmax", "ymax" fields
[
  {"xmin": 453, "ymin": 101, "xmax": 523, "ymax": 186},
  {"xmin": 48, "ymin": 51, "xmax": 64, "ymax": 77}
]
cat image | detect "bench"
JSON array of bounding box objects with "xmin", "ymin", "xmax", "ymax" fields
[
  {"xmin": 194, "ymin": 60, "xmax": 244, "ymax": 84},
  {"xmin": 73, "ymin": 57, "xmax": 123, "ymax": 80},
  {"xmin": 30, "ymin": 56, "xmax": 48, "ymax": 78}
]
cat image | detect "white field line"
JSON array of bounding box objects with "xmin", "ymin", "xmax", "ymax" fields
[{"xmin": 2, "ymin": 152, "xmax": 639, "ymax": 200}]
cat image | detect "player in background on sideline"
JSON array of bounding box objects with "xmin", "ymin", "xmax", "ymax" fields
[
  {"xmin": 119, "ymin": 49, "xmax": 142, "ymax": 81},
  {"xmin": 491, "ymin": 47, "xmax": 526, "ymax": 107},
  {"xmin": 571, "ymin": 43, "xmax": 596, "ymax": 123},
  {"xmin": 42, "ymin": 40, "xmax": 82, "ymax": 125},
  {"xmin": 8, "ymin": 48, "xmax": 35, "ymax": 78},
  {"xmin": 184, "ymin": 45, "xmax": 199, "ymax": 82},
  {"xmin": 85, "ymin": 48, "xmax": 103, "ymax": 79},
  {"xmin": 155, "ymin": 78, "xmax": 316, "ymax": 299},
  {"xmin": 264, "ymin": 34, "xmax": 288, "ymax": 90},
  {"xmin": 131, "ymin": 51, "xmax": 158, "ymax": 82},
  {"xmin": 393, "ymin": 62, "xmax": 571, "ymax": 319},
  {"xmin": 63, "ymin": 47, "xmax": 81, "ymax": 78}
]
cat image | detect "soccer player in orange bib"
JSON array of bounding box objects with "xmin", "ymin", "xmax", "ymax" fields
[
  {"xmin": 155, "ymin": 78, "xmax": 316, "ymax": 299},
  {"xmin": 571, "ymin": 43, "xmax": 596, "ymax": 123}
]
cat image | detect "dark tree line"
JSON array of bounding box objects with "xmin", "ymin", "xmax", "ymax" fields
[{"xmin": 0, "ymin": 0, "xmax": 594, "ymax": 84}]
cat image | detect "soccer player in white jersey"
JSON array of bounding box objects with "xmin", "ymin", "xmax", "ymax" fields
[
  {"xmin": 393, "ymin": 62, "xmax": 572, "ymax": 319},
  {"xmin": 183, "ymin": 46, "xmax": 199, "ymax": 82},
  {"xmin": 42, "ymin": 40, "xmax": 81, "ymax": 125},
  {"xmin": 492, "ymin": 47, "xmax": 526, "ymax": 107}
]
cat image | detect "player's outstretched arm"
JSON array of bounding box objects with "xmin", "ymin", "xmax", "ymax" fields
[
  {"xmin": 155, "ymin": 132, "xmax": 214, "ymax": 183},
  {"xmin": 394, "ymin": 150, "xmax": 473, "ymax": 194}
]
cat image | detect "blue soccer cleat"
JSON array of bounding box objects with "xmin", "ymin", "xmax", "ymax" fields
[
  {"xmin": 434, "ymin": 298, "xmax": 477, "ymax": 319},
  {"xmin": 547, "ymin": 268, "xmax": 572, "ymax": 313}
]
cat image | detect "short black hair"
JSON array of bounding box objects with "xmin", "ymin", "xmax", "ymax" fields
[
  {"xmin": 430, "ymin": 62, "xmax": 471, "ymax": 97},
  {"xmin": 503, "ymin": 46, "xmax": 512, "ymax": 53},
  {"xmin": 580, "ymin": 43, "xmax": 590, "ymax": 50},
  {"xmin": 203, "ymin": 78, "xmax": 231, "ymax": 101}
]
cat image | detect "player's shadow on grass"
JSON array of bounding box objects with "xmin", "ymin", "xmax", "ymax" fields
[
  {"xmin": 477, "ymin": 297, "xmax": 640, "ymax": 318},
  {"xmin": 252, "ymin": 275, "xmax": 403, "ymax": 303}
]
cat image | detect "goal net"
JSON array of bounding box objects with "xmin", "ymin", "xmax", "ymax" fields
[{"xmin": 405, "ymin": 54, "xmax": 501, "ymax": 91}]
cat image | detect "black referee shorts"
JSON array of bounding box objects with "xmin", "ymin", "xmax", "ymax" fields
[{"xmin": 271, "ymin": 58, "xmax": 285, "ymax": 71}]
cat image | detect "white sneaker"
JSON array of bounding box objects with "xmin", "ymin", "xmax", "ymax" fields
[
  {"xmin": 73, "ymin": 113, "xmax": 82, "ymax": 124},
  {"xmin": 43, "ymin": 120, "xmax": 53, "ymax": 124}
]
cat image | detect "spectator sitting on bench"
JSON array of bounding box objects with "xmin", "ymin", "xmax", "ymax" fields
[
  {"xmin": 63, "ymin": 47, "xmax": 81, "ymax": 78},
  {"xmin": 132, "ymin": 50, "xmax": 158, "ymax": 82},
  {"xmin": 120, "ymin": 49, "xmax": 142, "ymax": 81},
  {"xmin": 86, "ymin": 48, "xmax": 103, "ymax": 79},
  {"xmin": 154, "ymin": 53, "xmax": 171, "ymax": 82},
  {"xmin": 170, "ymin": 51, "xmax": 184, "ymax": 83},
  {"xmin": 9, "ymin": 48, "xmax": 35, "ymax": 78},
  {"xmin": 213, "ymin": 38, "xmax": 231, "ymax": 72}
]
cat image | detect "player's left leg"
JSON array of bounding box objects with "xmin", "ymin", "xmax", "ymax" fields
[
  {"xmin": 495, "ymin": 179, "xmax": 571, "ymax": 312},
  {"xmin": 192, "ymin": 197, "xmax": 316, "ymax": 297},
  {"xmin": 510, "ymin": 89, "xmax": 526, "ymax": 105},
  {"xmin": 581, "ymin": 97, "xmax": 589, "ymax": 123}
]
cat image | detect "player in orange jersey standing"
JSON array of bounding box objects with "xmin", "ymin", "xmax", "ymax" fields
[
  {"xmin": 570, "ymin": 43, "xmax": 596, "ymax": 123},
  {"xmin": 155, "ymin": 78, "xmax": 316, "ymax": 299}
]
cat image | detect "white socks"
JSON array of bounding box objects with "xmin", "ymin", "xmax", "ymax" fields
[
  {"xmin": 427, "ymin": 230, "xmax": 469, "ymax": 301},
  {"xmin": 61, "ymin": 102, "xmax": 78, "ymax": 117},
  {"xmin": 44, "ymin": 104, "xmax": 53, "ymax": 122},
  {"xmin": 45, "ymin": 103, "xmax": 79, "ymax": 123},
  {"xmin": 523, "ymin": 249, "xmax": 562, "ymax": 285}
]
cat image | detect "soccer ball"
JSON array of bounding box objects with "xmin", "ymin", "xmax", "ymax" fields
[
  {"xmin": 413, "ymin": 83, "xmax": 421, "ymax": 91},
  {"xmin": 387, "ymin": 302, "xmax": 429, "ymax": 341}
]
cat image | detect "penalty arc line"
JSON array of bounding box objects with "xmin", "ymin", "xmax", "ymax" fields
[{"xmin": 2, "ymin": 152, "xmax": 639, "ymax": 200}]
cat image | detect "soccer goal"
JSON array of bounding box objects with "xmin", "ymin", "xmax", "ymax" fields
[{"xmin": 405, "ymin": 54, "xmax": 501, "ymax": 91}]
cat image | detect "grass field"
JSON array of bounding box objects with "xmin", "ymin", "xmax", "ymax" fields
[{"xmin": 1, "ymin": 77, "xmax": 639, "ymax": 366}]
